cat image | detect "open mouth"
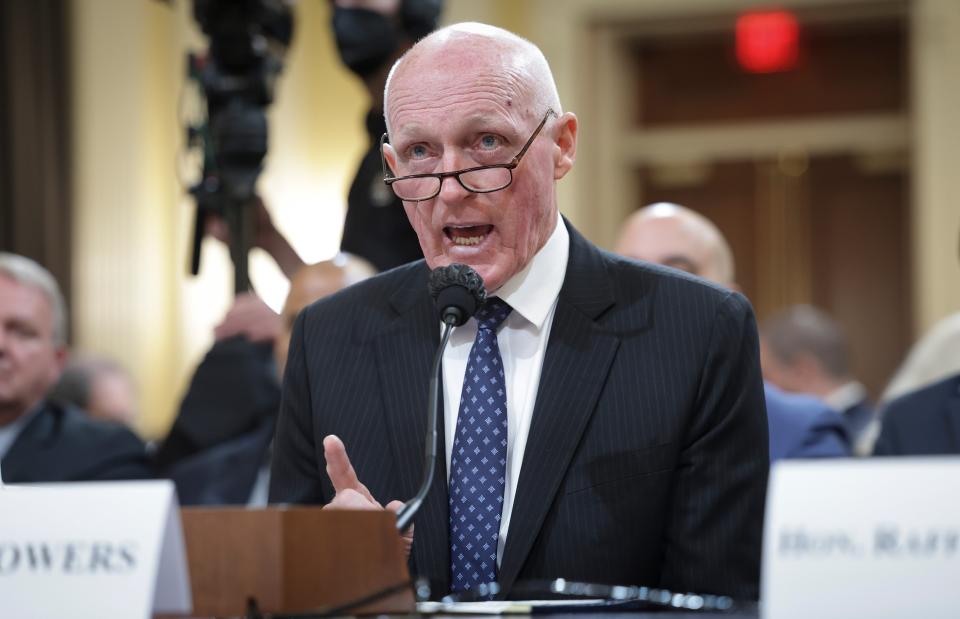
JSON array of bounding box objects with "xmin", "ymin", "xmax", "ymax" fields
[{"xmin": 444, "ymin": 224, "xmax": 493, "ymax": 247}]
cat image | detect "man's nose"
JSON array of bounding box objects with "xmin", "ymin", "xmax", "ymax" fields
[
  {"xmin": 437, "ymin": 154, "xmax": 472, "ymax": 203},
  {"xmin": 437, "ymin": 175, "xmax": 470, "ymax": 202}
]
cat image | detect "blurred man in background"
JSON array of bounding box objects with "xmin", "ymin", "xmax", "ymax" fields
[
  {"xmin": 761, "ymin": 305, "xmax": 875, "ymax": 455},
  {"xmin": 616, "ymin": 202, "xmax": 735, "ymax": 285},
  {"xmin": 48, "ymin": 353, "xmax": 139, "ymax": 427},
  {"xmin": 616, "ymin": 203, "xmax": 851, "ymax": 462},
  {"xmin": 0, "ymin": 253, "xmax": 152, "ymax": 483}
]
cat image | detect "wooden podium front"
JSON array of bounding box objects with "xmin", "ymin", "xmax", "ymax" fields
[{"xmin": 179, "ymin": 507, "xmax": 414, "ymax": 616}]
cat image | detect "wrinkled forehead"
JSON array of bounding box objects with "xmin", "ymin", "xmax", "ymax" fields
[
  {"xmin": 0, "ymin": 278, "xmax": 56, "ymax": 340},
  {"xmin": 387, "ymin": 37, "xmax": 540, "ymax": 131},
  {"xmin": 0, "ymin": 274, "xmax": 51, "ymax": 312}
]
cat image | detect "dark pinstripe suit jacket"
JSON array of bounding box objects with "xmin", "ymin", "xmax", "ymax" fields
[{"xmin": 269, "ymin": 222, "xmax": 769, "ymax": 600}]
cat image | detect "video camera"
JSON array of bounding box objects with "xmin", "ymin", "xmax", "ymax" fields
[{"xmin": 186, "ymin": 0, "xmax": 293, "ymax": 292}]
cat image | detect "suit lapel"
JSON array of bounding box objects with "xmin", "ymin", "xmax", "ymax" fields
[
  {"xmin": 498, "ymin": 225, "xmax": 621, "ymax": 594},
  {"xmin": 373, "ymin": 265, "xmax": 450, "ymax": 591}
]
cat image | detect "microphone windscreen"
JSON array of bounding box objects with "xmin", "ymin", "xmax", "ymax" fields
[{"xmin": 428, "ymin": 264, "xmax": 487, "ymax": 326}]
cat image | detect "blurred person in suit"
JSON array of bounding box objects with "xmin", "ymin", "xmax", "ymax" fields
[
  {"xmin": 48, "ymin": 353, "xmax": 139, "ymax": 427},
  {"xmin": 156, "ymin": 254, "xmax": 375, "ymax": 505},
  {"xmin": 0, "ymin": 253, "xmax": 152, "ymax": 483},
  {"xmin": 334, "ymin": 0, "xmax": 442, "ymax": 271},
  {"xmin": 873, "ymin": 227, "xmax": 960, "ymax": 456},
  {"xmin": 873, "ymin": 373, "xmax": 960, "ymax": 456},
  {"xmin": 616, "ymin": 202, "xmax": 851, "ymax": 463},
  {"xmin": 760, "ymin": 305, "xmax": 874, "ymax": 455},
  {"xmin": 270, "ymin": 24, "xmax": 768, "ymax": 600}
]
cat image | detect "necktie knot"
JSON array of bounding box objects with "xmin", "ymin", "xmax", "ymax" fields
[{"xmin": 475, "ymin": 297, "xmax": 512, "ymax": 332}]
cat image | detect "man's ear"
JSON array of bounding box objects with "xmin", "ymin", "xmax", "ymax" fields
[
  {"xmin": 553, "ymin": 112, "xmax": 578, "ymax": 180},
  {"xmin": 49, "ymin": 346, "xmax": 69, "ymax": 385},
  {"xmin": 383, "ymin": 142, "xmax": 399, "ymax": 176}
]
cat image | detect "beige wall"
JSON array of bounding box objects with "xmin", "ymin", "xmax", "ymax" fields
[
  {"xmin": 71, "ymin": 0, "xmax": 182, "ymax": 439},
  {"xmin": 911, "ymin": 0, "xmax": 960, "ymax": 333}
]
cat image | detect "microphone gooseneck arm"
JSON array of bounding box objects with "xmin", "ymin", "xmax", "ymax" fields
[
  {"xmin": 395, "ymin": 317, "xmax": 455, "ymax": 533},
  {"xmin": 399, "ymin": 263, "xmax": 485, "ymax": 534}
]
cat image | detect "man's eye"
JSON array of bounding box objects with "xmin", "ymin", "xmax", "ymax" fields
[
  {"xmin": 478, "ymin": 134, "xmax": 502, "ymax": 150},
  {"xmin": 408, "ymin": 144, "xmax": 429, "ymax": 159},
  {"xmin": 9, "ymin": 324, "xmax": 37, "ymax": 339}
]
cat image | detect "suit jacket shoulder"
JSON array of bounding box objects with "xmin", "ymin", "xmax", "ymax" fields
[
  {"xmin": 513, "ymin": 230, "xmax": 769, "ymax": 599},
  {"xmin": 874, "ymin": 373, "xmax": 960, "ymax": 455},
  {"xmin": 2, "ymin": 401, "xmax": 154, "ymax": 482},
  {"xmin": 764, "ymin": 384, "xmax": 850, "ymax": 461}
]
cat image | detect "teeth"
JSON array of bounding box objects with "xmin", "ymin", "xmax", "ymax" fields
[{"xmin": 453, "ymin": 235, "xmax": 484, "ymax": 246}]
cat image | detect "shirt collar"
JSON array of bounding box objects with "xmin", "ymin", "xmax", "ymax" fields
[
  {"xmin": 824, "ymin": 381, "xmax": 867, "ymax": 412},
  {"xmin": 493, "ymin": 215, "xmax": 569, "ymax": 331}
]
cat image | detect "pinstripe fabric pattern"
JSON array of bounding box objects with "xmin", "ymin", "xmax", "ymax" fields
[{"xmin": 269, "ymin": 220, "xmax": 768, "ymax": 600}]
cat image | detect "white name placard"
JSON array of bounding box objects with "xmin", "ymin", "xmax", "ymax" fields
[
  {"xmin": 0, "ymin": 480, "xmax": 191, "ymax": 619},
  {"xmin": 763, "ymin": 458, "xmax": 960, "ymax": 619}
]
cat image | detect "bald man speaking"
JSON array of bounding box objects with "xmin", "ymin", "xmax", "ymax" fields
[{"xmin": 269, "ymin": 23, "xmax": 768, "ymax": 600}]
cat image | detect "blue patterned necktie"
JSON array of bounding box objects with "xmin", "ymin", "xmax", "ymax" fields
[{"xmin": 449, "ymin": 297, "xmax": 512, "ymax": 592}]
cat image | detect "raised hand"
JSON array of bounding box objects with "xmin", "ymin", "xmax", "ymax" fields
[
  {"xmin": 323, "ymin": 435, "xmax": 413, "ymax": 556},
  {"xmin": 323, "ymin": 434, "xmax": 381, "ymax": 509}
]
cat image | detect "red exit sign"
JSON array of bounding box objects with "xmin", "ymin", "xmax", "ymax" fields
[{"xmin": 736, "ymin": 10, "xmax": 800, "ymax": 73}]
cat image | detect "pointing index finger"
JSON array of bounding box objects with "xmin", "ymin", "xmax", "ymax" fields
[{"xmin": 323, "ymin": 435, "xmax": 376, "ymax": 503}]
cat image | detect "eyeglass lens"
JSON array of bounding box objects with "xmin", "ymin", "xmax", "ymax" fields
[{"xmin": 391, "ymin": 167, "xmax": 512, "ymax": 201}]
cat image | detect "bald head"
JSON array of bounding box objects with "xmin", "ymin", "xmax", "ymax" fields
[
  {"xmin": 384, "ymin": 22, "xmax": 561, "ymax": 137},
  {"xmin": 274, "ymin": 254, "xmax": 376, "ymax": 376},
  {"xmin": 616, "ymin": 203, "xmax": 735, "ymax": 287}
]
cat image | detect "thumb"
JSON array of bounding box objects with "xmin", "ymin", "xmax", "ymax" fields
[{"xmin": 385, "ymin": 499, "xmax": 406, "ymax": 514}]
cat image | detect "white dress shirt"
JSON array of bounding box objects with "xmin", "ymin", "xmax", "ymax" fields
[{"xmin": 442, "ymin": 215, "xmax": 569, "ymax": 566}]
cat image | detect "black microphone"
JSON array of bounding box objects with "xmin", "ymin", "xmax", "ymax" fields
[
  {"xmin": 395, "ymin": 264, "xmax": 486, "ymax": 532},
  {"xmin": 428, "ymin": 263, "xmax": 487, "ymax": 327}
]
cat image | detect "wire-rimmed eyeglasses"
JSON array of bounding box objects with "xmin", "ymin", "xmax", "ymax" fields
[{"xmin": 380, "ymin": 109, "xmax": 557, "ymax": 202}]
